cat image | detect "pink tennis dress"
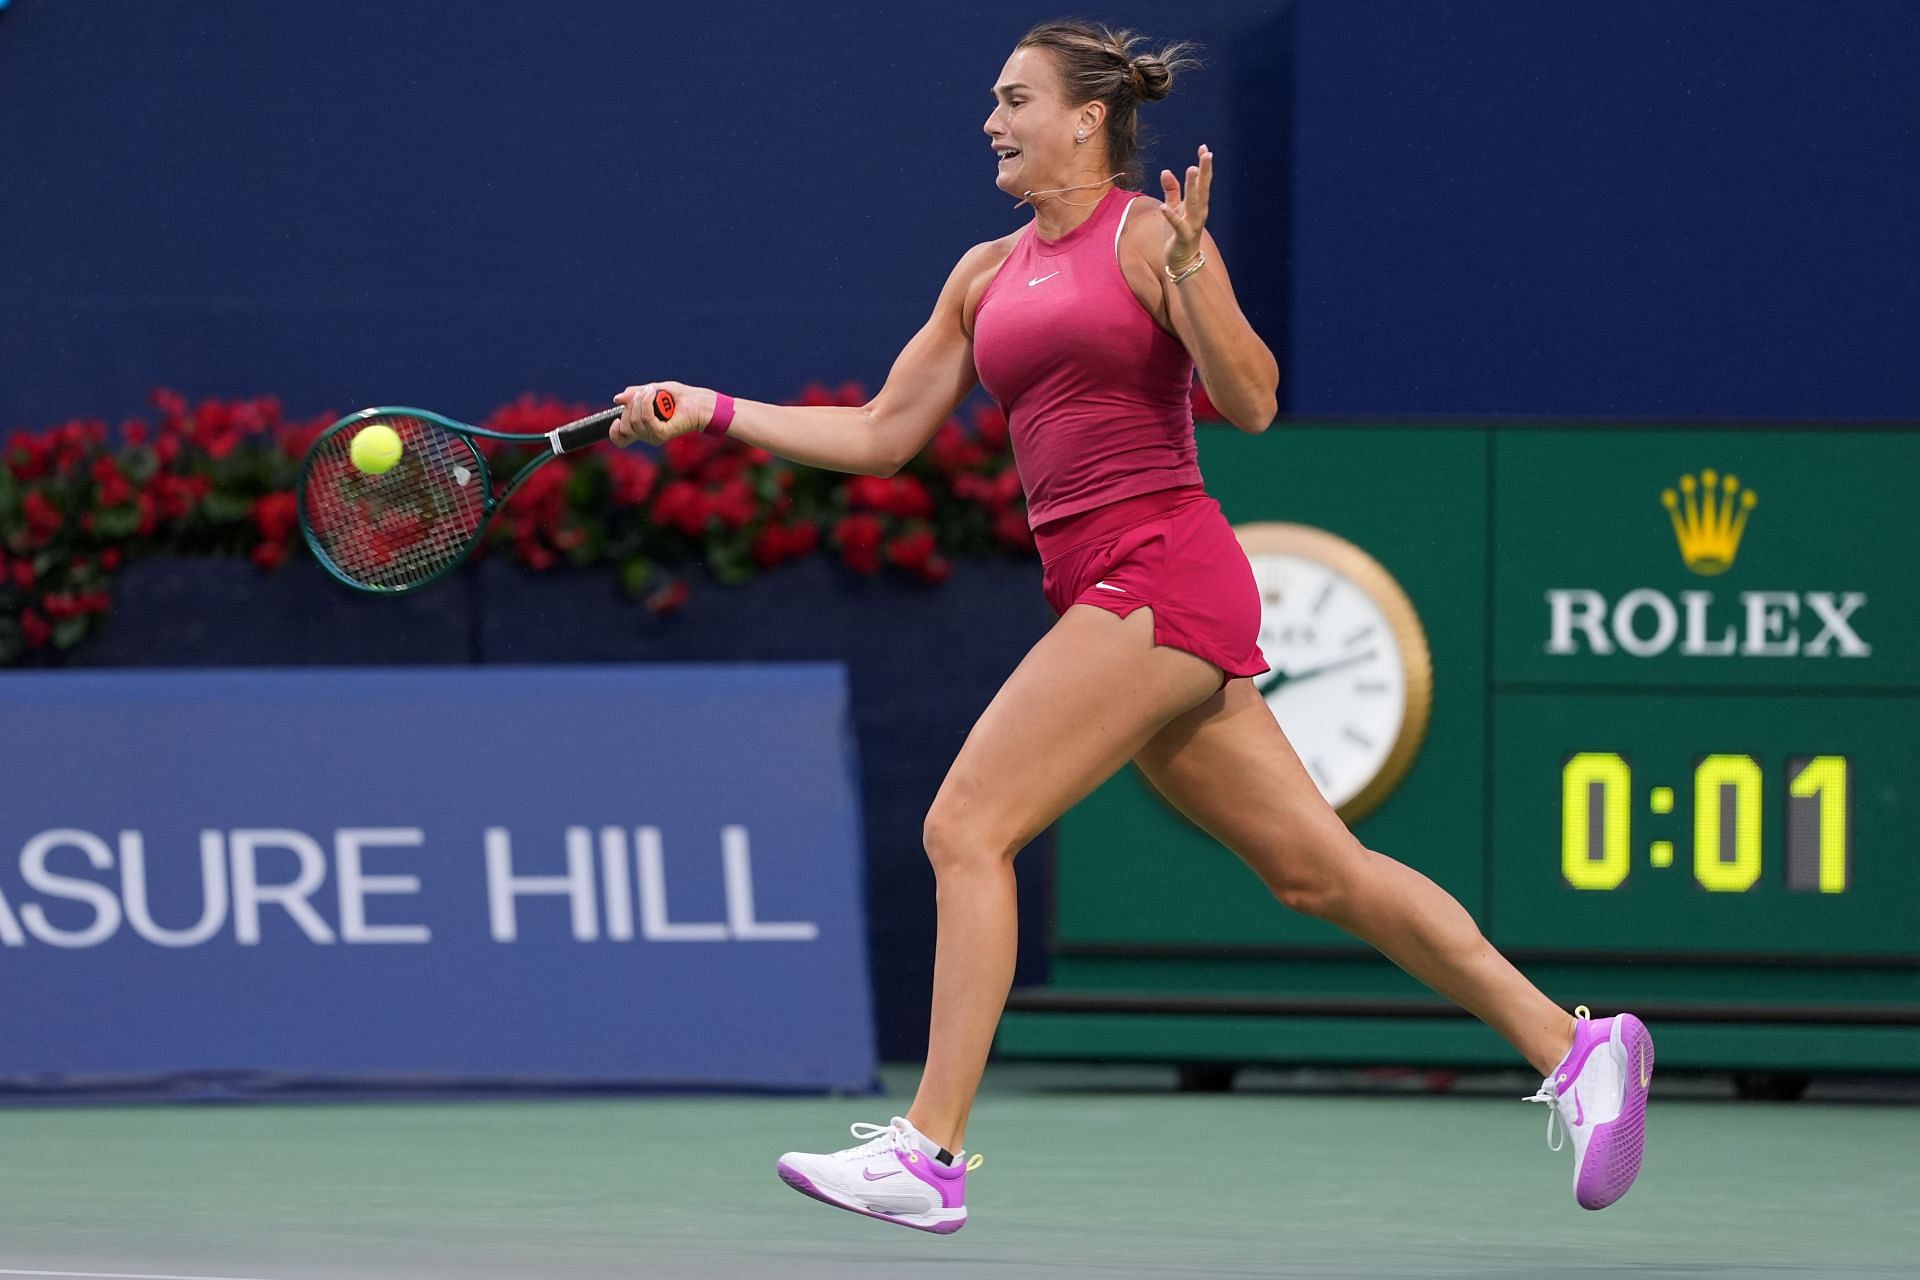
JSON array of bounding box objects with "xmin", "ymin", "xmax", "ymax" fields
[{"xmin": 972, "ymin": 185, "xmax": 1267, "ymax": 680}]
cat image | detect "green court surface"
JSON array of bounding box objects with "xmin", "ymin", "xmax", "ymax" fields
[{"xmin": 1, "ymin": 1064, "xmax": 1915, "ymax": 1279}]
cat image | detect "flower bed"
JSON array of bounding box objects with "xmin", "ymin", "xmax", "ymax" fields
[{"xmin": 1, "ymin": 380, "xmax": 1221, "ymax": 664}]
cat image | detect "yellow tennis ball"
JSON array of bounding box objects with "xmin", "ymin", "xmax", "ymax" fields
[{"xmin": 350, "ymin": 423, "xmax": 403, "ymax": 474}]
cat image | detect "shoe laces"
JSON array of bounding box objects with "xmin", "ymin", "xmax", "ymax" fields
[
  {"xmin": 837, "ymin": 1120, "xmax": 985, "ymax": 1172},
  {"xmin": 839, "ymin": 1119, "xmax": 914, "ymax": 1160},
  {"xmin": 1522, "ymin": 1005, "xmax": 1591, "ymax": 1153}
]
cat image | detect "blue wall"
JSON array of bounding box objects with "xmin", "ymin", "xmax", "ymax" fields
[
  {"xmin": 6, "ymin": 3, "xmax": 1915, "ymax": 427},
  {"xmin": 8, "ymin": 3, "xmax": 1911, "ymax": 425},
  {"xmin": 0, "ymin": 0, "xmax": 1280, "ymax": 426},
  {"xmin": 1288, "ymin": 0, "xmax": 1920, "ymax": 418}
]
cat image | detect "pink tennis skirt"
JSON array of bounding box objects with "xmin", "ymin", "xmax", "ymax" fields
[{"xmin": 1034, "ymin": 484, "xmax": 1269, "ymax": 681}]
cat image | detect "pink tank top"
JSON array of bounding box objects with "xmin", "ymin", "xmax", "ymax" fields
[{"xmin": 972, "ymin": 185, "xmax": 1202, "ymax": 528}]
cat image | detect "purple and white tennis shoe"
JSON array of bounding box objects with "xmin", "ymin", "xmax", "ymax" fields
[
  {"xmin": 1525, "ymin": 1006, "xmax": 1655, "ymax": 1209},
  {"xmin": 777, "ymin": 1116, "xmax": 980, "ymax": 1234}
]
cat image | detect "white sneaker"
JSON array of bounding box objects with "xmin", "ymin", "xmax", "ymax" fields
[
  {"xmin": 776, "ymin": 1116, "xmax": 981, "ymax": 1234},
  {"xmin": 1524, "ymin": 1006, "xmax": 1655, "ymax": 1209}
]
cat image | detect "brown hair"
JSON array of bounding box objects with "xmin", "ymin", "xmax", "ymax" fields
[{"xmin": 1016, "ymin": 20, "xmax": 1201, "ymax": 187}]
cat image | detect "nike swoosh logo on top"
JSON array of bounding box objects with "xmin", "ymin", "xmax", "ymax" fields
[
  {"xmin": 862, "ymin": 1168, "xmax": 904, "ymax": 1181},
  {"xmin": 1093, "ymin": 581, "xmax": 1126, "ymax": 592},
  {"xmin": 1028, "ymin": 271, "xmax": 1061, "ymax": 286}
]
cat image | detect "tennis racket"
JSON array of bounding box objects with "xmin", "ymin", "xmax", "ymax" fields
[{"xmin": 296, "ymin": 391, "xmax": 674, "ymax": 593}]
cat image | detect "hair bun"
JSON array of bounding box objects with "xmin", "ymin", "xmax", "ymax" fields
[{"xmin": 1130, "ymin": 54, "xmax": 1174, "ymax": 102}]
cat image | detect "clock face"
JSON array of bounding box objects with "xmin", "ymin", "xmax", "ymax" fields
[{"xmin": 1234, "ymin": 523, "xmax": 1434, "ymax": 823}]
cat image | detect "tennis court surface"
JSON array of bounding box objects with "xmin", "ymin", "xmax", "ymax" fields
[{"xmin": 4, "ymin": 1064, "xmax": 1914, "ymax": 1280}]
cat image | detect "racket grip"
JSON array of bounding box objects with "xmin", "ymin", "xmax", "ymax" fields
[{"xmin": 549, "ymin": 407, "xmax": 621, "ymax": 454}]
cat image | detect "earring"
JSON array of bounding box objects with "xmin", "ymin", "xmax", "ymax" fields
[{"xmin": 1074, "ymin": 131, "xmax": 1087, "ymax": 144}]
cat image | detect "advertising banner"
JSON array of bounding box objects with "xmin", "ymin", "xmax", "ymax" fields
[{"xmin": 0, "ymin": 665, "xmax": 875, "ymax": 1093}]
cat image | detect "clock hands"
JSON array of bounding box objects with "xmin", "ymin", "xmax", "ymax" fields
[{"xmin": 1256, "ymin": 650, "xmax": 1379, "ymax": 697}]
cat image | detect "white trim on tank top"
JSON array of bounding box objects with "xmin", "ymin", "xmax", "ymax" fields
[{"xmin": 1113, "ymin": 194, "xmax": 1135, "ymax": 260}]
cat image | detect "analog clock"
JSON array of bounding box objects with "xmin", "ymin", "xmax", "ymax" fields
[{"xmin": 1234, "ymin": 522, "xmax": 1434, "ymax": 823}]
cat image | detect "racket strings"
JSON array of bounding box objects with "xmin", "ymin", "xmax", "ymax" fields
[{"xmin": 301, "ymin": 416, "xmax": 490, "ymax": 590}]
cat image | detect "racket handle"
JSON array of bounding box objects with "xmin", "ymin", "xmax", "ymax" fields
[
  {"xmin": 548, "ymin": 392, "xmax": 677, "ymax": 454},
  {"xmin": 549, "ymin": 407, "xmax": 620, "ymax": 454}
]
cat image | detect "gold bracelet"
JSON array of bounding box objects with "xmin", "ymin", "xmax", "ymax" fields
[{"xmin": 1165, "ymin": 251, "xmax": 1206, "ymax": 285}]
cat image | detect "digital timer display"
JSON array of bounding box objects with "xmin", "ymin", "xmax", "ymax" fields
[
  {"xmin": 1560, "ymin": 752, "xmax": 1851, "ymax": 894},
  {"xmin": 1490, "ymin": 692, "xmax": 1918, "ymax": 960}
]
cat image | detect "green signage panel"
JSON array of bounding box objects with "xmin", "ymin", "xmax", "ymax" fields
[
  {"xmin": 1494, "ymin": 431, "xmax": 1919, "ymax": 688},
  {"xmin": 1021, "ymin": 423, "xmax": 1920, "ymax": 1073},
  {"xmin": 1490, "ymin": 692, "xmax": 1920, "ymax": 958}
]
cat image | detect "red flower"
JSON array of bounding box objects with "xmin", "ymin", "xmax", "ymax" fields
[
  {"xmin": 884, "ymin": 528, "xmax": 937, "ymax": 574},
  {"xmin": 516, "ymin": 459, "xmax": 572, "ymax": 525},
  {"xmin": 709, "ymin": 477, "xmax": 757, "ymax": 530},
  {"xmin": 149, "ymin": 388, "xmax": 188, "ymax": 426},
  {"xmin": 42, "ymin": 593, "xmax": 79, "ymax": 621},
  {"xmin": 931, "ymin": 421, "xmax": 987, "ymax": 474},
  {"xmin": 786, "ymin": 519, "xmax": 821, "ymax": 556},
  {"xmin": 151, "ymin": 474, "xmax": 209, "ymax": 521},
  {"xmin": 646, "ymin": 579, "xmax": 690, "ymax": 615},
  {"xmin": 834, "ymin": 513, "xmax": 884, "ymax": 574},
  {"xmin": 650, "ymin": 480, "xmax": 707, "ymax": 537},
  {"xmin": 23, "ymin": 490, "xmax": 63, "ymax": 541},
  {"xmin": 1190, "ymin": 378, "xmax": 1220, "ymax": 422},
  {"xmin": 101, "ymin": 548, "xmax": 123, "ymax": 571},
  {"xmin": 846, "ymin": 474, "xmax": 890, "ymax": 512},
  {"xmin": 7, "ymin": 435, "xmax": 52, "ymax": 482},
  {"xmin": 251, "ymin": 493, "xmax": 299, "ymax": 544},
  {"xmin": 663, "ymin": 432, "xmax": 723, "ymax": 477},
  {"xmin": 608, "ymin": 452, "xmax": 658, "ymax": 505},
  {"xmin": 972, "ymin": 402, "xmax": 1010, "ymax": 450},
  {"xmin": 19, "ymin": 608, "xmax": 50, "ymax": 650},
  {"xmin": 750, "ymin": 523, "xmax": 791, "ymax": 568},
  {"xmin": 121, "ymin": 420, "xmax": 149, "ymax": 446},
  {"xmin": 993, "ymin": 508, "xmax": 1035, "ymax": 550},
  {"xmin": 250, "ymin": 542, "xmax": 287, "ymax": 571},
  {"xmin": 883, "ymin": 475, "xmax": 933, "ymax": 520},
  {"xmin": 990, "ymin": 470, "xmax": 1023, "ymax": 510},
  {"xmin": 11, "ymin": 560, "xmax": 35, "ymax": 590},
  {"xmin": 919, "ymin": 555, "xmax": 953, "ymax": 585}
]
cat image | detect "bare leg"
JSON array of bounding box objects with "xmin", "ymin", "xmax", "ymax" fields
[
  {"xmin": 1135, "ymin": 679, "xmax": 1576, "ymax": 1076},
  {"xmin": 904, "ymin": 606, "xmax": 1222, "ymax": 1151}
]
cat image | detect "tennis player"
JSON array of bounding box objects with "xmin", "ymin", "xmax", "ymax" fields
[{"xmin": 612, "ymin": 20, "xmax": 1654, "ymax": 1232}]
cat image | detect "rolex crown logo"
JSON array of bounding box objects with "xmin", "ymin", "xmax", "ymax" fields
[{"xmin": 1661, "ymin": 469, "xmax": 1756, "ymax": 576}]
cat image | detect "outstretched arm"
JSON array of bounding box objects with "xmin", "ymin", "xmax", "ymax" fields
[
  {"xmin": 1150, "ymin": 145, "xmax": 1279, "ymax": 433},
  {"xmin": 611, "ymin": 243, "xmax": 1002, "ymax": 477}
]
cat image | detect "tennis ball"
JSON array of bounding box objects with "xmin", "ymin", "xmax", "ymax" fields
[{"xmin": 350, "ymin": 423, "xmax": 403, "ymax": 474}]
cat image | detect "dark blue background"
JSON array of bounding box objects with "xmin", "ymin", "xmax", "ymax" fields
[
  {"xmin": 1288, "ymin": 0, "xmax": 1920, "ymax": 418},
  {"xmin": 4, "ymin": 1, "xmax": 1915, "ymax": 423}
]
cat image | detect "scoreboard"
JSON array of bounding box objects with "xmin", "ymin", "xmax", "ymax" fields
[{"xmin": 999, "ymin": 424, "xmax": 1920, "ymax": 1081}]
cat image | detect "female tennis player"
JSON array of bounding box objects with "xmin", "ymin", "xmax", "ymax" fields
[{"xmin": 611, "ymin": 20, "xmax": 1653, "ymax": 1232}]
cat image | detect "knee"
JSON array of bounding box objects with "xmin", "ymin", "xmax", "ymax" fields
[
  {"xmin": 922, "ymin": 801, "xmax": 1017, "ymax": 880},
  {"xmin": 1267, "ymin": 837, "xmax": 1371, "ymax": 920}
]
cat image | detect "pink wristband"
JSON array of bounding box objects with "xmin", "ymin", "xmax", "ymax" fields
[{"xmin": 703, "ymin": 393, "xmax": 736, "ymax": 437}]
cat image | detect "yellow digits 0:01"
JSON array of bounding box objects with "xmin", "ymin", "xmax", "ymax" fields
[
  {"xmin": 1562, "ymin": 752, "xmax": 1632, "ymax": 890},
  {"xmin": 1694, "ymin": 754, "xmax": 1762, "ymax": 892},
  {"xmin": 1789, "ymin": 755, "xmax": 1850, "ymax": 894}
]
